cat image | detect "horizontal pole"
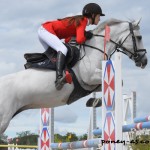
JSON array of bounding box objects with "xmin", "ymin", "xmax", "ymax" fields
[
  {"xmin": 0, "ymin": 144, "xmax": 38, "ymax": 148},
  {"xmin": 123, "ymin": 122, "xmax": 150, "ymax": 132},
  {"xmin": 51, "ymin": 138, "xmax": 102, "ymax": 149},
  {"xmin": 93, "ymin": 122, "xmax": 150, "ymax": 135},
  {"xmin": 134, "ymin": 115, "xmax": 150, "ymax": 123}
]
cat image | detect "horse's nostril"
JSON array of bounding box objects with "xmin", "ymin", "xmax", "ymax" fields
[
  {"xmin": 140, "ymin": 59, "xmax": 148, "ymax": 68},
  {"xmin": 145, "ymin": 59, "xmax": 148, "ymax": 65}
]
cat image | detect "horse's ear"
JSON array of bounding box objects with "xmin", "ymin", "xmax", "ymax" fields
[{"xmin": 133, "ymin": 18, "xmax": 142, "ymax": 26}]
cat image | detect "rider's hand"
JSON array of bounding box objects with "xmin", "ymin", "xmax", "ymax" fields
[{"xmin": 85, "ymin": 31, "xmax": 93, "ymax": 40}]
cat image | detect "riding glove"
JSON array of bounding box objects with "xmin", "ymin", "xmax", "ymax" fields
[{"xmin": 85, "ymin": 31, "xmax": 93, "ymax": 40}]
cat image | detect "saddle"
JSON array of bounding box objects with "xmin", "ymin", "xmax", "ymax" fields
[
  {"xmin": 24, "ymin": 43, "xmax": 80, "ymax": 70},
  {"xmin": 24, "ymin": 44, "xmax": 94, "ymax": 105}
]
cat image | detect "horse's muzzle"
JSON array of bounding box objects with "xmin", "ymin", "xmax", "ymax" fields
[
  {"xmin": 134, "ymin": 49, "xmax": 147, "ymax": 69},
  {"xmin": 135, "ymin": 57, "xmax": 147, "ymax": 68},
  {"xmin": 135, "ymin": 59, "xmax": 147, "ymax": 68}
]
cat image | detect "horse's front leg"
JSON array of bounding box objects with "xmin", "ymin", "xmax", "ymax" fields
[
  {"xmin": 0, "ymin": 102, "xmax": 15, "ymax": 135},
  {"xmin": 0, "ymin": 89, "xmax": 20, "ymax": 135}
]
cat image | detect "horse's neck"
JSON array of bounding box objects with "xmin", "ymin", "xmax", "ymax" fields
[
  {"xmin": 83, "ymin": 27, "xmax": 119, "ymax": 61},
  {"xmin": 72, "ymin": 21, "xmax": 129, "ymax": 89},
  {"xmin": 91, "ymin": 22, "xmax": 128, "ymax": 57}
]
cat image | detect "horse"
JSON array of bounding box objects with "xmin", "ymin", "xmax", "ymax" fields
[{"xmin": 0, "ymin": 18, "xmax": 147, "ymax": 134}]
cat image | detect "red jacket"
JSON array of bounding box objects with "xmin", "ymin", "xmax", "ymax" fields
[{"xmin": 42, "ymin": 17, "xmax": 88, "ymax": 44}]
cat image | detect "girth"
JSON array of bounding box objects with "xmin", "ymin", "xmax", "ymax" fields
[{"xmin": 67, "ymin": 69, "xmax": 92, "ymax": 105}]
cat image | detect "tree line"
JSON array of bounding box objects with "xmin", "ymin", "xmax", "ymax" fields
[
  {"xmin": 0, "ymin": 131, "xmax": 88, "ymax": 145},
  {"xmin": 1, "ymin": 130, "xmax": 150, "ymax": 149}
]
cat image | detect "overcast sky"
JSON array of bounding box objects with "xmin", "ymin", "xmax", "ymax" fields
[{"xmin": 0, "ymin": 0, "xmax": 150, "ymax": 139}]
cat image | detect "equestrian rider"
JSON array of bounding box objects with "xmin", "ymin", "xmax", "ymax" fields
[{"xmin": 38, "ymin": 3, "xmax": 105, "ymax": 90}]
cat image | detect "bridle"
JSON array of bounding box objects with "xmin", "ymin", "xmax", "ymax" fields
[
  {"xmin": 69, "ymin": 22, "xmax": 147, "ymax": 93},
  {"xmin": 128, "ymin": 23, "xmax": 146, "ymax": 63},
  {"xmin": 114, "ymin": 22, "xmax": 147, "ymax": 63},
  {"xmin": 71, "ymin": 22, "xmax": 147, "ymax": 63}
]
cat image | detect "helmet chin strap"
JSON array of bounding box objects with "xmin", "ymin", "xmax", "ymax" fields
[{"xmin": 91, "ymin": 14, "xmax": 96, "ymax": 24}]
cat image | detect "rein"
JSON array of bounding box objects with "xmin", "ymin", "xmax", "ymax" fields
[
  {"xmin": 95, "ymin": 23, "xmax": 146, "ymax": 61},
  {"xmin": 92, "ymin": 34, "xmax": 133, "ymax": 58},
  {"xmin": 70, "ymin": 22, "xmax": 146, "ymax": 61},
  {"xmin": 70, "ymin": 33, "xmax": 132, "ymax": 60}
]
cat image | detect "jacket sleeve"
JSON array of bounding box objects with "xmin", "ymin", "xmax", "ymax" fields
[{"xmin": 76, "ymin": 18, "xmax": 87, "ymax": 44}]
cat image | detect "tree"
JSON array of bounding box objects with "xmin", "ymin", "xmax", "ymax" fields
[
  {"xmin": 0, "ymin": 134, "xmax": 8, "ymax": 144},
  {"xmin": 15, "ymin": 131, "xmax": 38, "ymax": 145},
  {"xmin": 0, "ymin": 134, "xmax": 8, "ymax": 150},
  {"xmin": 16, "ymin": 131, "xmax": 32, "ymax": 137},
  {"xmin": 129, "ymin": 133, "xmax": 150, "ymax": 150},
  {"xmin": 65, "ymin": 132, "xmax": 78, "ymax": 142},
  {"xmin": 54, "ymin": 134, "xmax": 64, "ymax": 143},
  {"xmin": 78, "ymin": 133, "xmax": 87, "ymax": 141},
  {"xmin": 54, "ymin": 132, "xmax": 78, "ymax": 143}
]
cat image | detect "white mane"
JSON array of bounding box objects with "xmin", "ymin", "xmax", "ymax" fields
[
  {"xmin": 93, "ymin": 18, "xmax": 138, "ymax": 34},
  {"xmin": 93, "ymin": 18, "xmax": 124, "ymax": 33}
]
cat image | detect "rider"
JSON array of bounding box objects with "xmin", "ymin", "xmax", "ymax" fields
[{"xmin": 38, "ymin": 3, "xmax": 105, "ymax": 90}]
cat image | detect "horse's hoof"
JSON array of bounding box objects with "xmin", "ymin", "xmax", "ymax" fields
[{"xmin": 86, "ymin": 98, "xmax": 102, "ymax": 107}]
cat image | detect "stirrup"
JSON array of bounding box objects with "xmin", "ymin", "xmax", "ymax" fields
[{"xmin": 55, "ymin": 71, "xmax": 72, "ymax": 90}]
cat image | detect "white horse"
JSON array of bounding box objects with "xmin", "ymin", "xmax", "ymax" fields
[{"xmin": 0, "ymin": 18, "xmax": 147, "ymax": 134}]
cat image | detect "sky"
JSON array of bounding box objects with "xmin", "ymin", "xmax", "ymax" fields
[{"xmin": 0, "ymin": 0, "xmax": 150, "ymax": 139}]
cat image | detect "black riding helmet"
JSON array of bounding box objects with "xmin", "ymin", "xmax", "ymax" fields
[{"xmin": 82, "ymin": 3, "xmax": 105, "ymax": 24}]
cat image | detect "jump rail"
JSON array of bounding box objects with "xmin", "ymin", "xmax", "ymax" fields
[
  {"xmin": 50, "ymin": 138, "xmax": 102, "ymax": 149},
  {"xmin": 0, "ymin": 144, "xmax": 37, "ymax": 148},
  {"xmin": 134, "ymin": 115, "xmax": 150, "ymax": 123},
  {"xmin": 93, "ymin": 121, "xmax": 150, "ymax": 136}
]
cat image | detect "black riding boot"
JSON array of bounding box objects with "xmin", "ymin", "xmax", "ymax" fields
[{"xmin": 55, "ymin": 51, "xmax": 66, "ymax": 90}]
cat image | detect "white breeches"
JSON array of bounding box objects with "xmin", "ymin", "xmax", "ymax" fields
[{"xmin": 38, "ymin": 26, "xmax": 68, "ymax": 56}]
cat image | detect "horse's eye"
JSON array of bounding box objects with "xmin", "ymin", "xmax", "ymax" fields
[{"xmin": 136, "ymin": 35, "xmax": 142, "ymax": 40}]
